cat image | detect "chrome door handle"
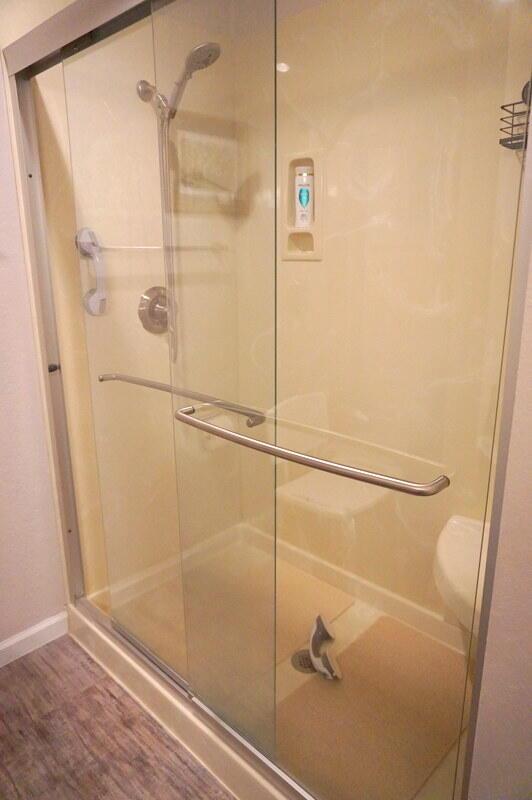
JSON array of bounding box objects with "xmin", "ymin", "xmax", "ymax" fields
[{"xmin": 175, "ymin": 405, "xmax": 450, "ymax": 497}]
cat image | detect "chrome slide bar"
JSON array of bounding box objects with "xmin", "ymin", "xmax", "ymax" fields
[
  {"xmin": 98, "ymin": 373, "xmax": 265, "ymax": 427},
  {"xmin": 175, "ymin": 404, "xmax": 450, "ymax": 497}
]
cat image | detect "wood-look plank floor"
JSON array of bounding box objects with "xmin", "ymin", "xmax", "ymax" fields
[{"xmin": 0, "ymin": 636, "xmax": 235, "ymax": 800}]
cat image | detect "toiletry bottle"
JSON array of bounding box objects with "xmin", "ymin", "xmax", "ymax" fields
[{"xmin": 295, "ymin": 165, "xmax": 314, "ymax": 229}]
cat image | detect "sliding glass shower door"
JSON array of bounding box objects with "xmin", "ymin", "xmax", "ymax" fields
[
  {"xmin": 61, "ymin": 16, "xmax": 189, "ymax": 680},
  {"xmin": 54, "ymin": 0, "xmax": 529, "ymax": 798},
  {"xmin": 275, "ymin": 4, "xmax": 526, "ymax": 799},
  {"xmin": 152, "ymin": 0, "xmax": 277, "ymax": 753},
  {"xmin": 154, "ymin": 2, "xmax": 527, "ymax": 799},
  {"xmin": 60, "ymin": 0, "xmax": 278, "ymax": 754}
]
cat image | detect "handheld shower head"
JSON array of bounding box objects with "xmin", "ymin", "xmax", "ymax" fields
[
  {"xmin": 168, "ymin": 42, "xmax": 221, "ymax": 115},
  {"xmin": 136, "ymin": 80, "xmax": 156, "ymax": 102},
  {"xmin": 184, "ymin": 42, "xmax": 221, "ymax": 76},
  {"xmin": 137, "ymin": 43, "xmax": 221, "ymax": 121},
  {"xmin": 136, "ymin": 79, "xmax": 170, "ymax": 117}
]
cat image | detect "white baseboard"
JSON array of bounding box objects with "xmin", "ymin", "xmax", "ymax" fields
[{"xmin": 0, "ymin": 610, "xmax": 68, "ymax": 668}]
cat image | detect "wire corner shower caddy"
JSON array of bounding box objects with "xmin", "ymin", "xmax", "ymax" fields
[{"xmin": 499, "ymin": 80, "xmax": 530, "ymax": 151}]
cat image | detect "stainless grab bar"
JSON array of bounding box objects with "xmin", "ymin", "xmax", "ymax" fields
[
  {"xmin": 98, "ymin": 373, "xmax": 265, "ymax": 427},
  {"xmin": 175, "ymin": 404, "xmax": 451, "ymax": 497}
]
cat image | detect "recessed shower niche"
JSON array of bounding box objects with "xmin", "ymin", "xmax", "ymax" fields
[{"xmin": 282, "ymin": 153, "xmax": 323, "ymax": 260}]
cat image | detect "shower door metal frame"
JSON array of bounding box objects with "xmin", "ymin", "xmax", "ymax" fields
[{"xmin": 3, "ymin": 2, "xmax": 531, "ymax": 798}]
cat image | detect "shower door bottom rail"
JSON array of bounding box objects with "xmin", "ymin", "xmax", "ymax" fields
[
  {"xmin": 175, "ymin": 404, "xmax": 450, "ymax": 497},
  {"xmin": 111, "ymin": 618, "xmax": 191, "ymax": 695}
]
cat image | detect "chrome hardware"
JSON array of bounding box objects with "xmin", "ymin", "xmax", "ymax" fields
[
  {"xmin": 309, "ymin": 615, "xmax": 342, "ymax": 681},
  {"xmin": 291, "ymin": 649, "xmax": 316, "ymax": 674},
  {"xmin": 98, "ymin": 373, "xmax": 265, "ymax": 428},
  {"xmin": 175, "ymin": 404, "xmax": 451, "ymax": 497},
  {"xmin": 75, "ymin": 227, "xmax": 106, "ymax": 315},
  {"xmin": 292, "ymin": 617, "xmax": 342, "ymax": 680},
  {"xmin": 138, "ymin": 286, "xmax": 168, "ymax": 334},
  {"xmin": 499, "ymin": 80, "xmax": 530, "ymax": 151}
]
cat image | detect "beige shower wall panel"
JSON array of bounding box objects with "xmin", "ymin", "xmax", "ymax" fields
[
  {"xmin": 274, "ymin": 0, "xmax": 530, "ymax": 608},
  {"xmin": 32, "ymin": 65, "xmax": 108, "ymax": 597}
]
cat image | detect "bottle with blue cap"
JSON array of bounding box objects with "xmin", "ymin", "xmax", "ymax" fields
[{"xmin": 295, "ymin": 165, "xmax": 314, "ymax": 229}]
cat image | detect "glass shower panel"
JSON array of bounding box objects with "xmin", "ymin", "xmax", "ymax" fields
[
  {"xmin": 57, "ymin": 1, "xmax": 529, "ymax": 798},
  {"xmin": 151, "ymin": 0, "xmax": 277, "ymax": 753},
  {"xmin": 62, "ymin": 18, "xmax": 188, "ymax": 680},
  {"xmin": 274, "ymin": 2, "xmax": 529, "ymax": 800}
]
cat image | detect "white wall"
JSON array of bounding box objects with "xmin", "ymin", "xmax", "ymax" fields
[{"xmin": 0, "ymin": 64, "xmax": 65, "ymax": 644}]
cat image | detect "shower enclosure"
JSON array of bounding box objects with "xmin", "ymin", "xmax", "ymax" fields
[{"xmin": 12, "ymin": 0, "xmax": 531, "ymax": 798}]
